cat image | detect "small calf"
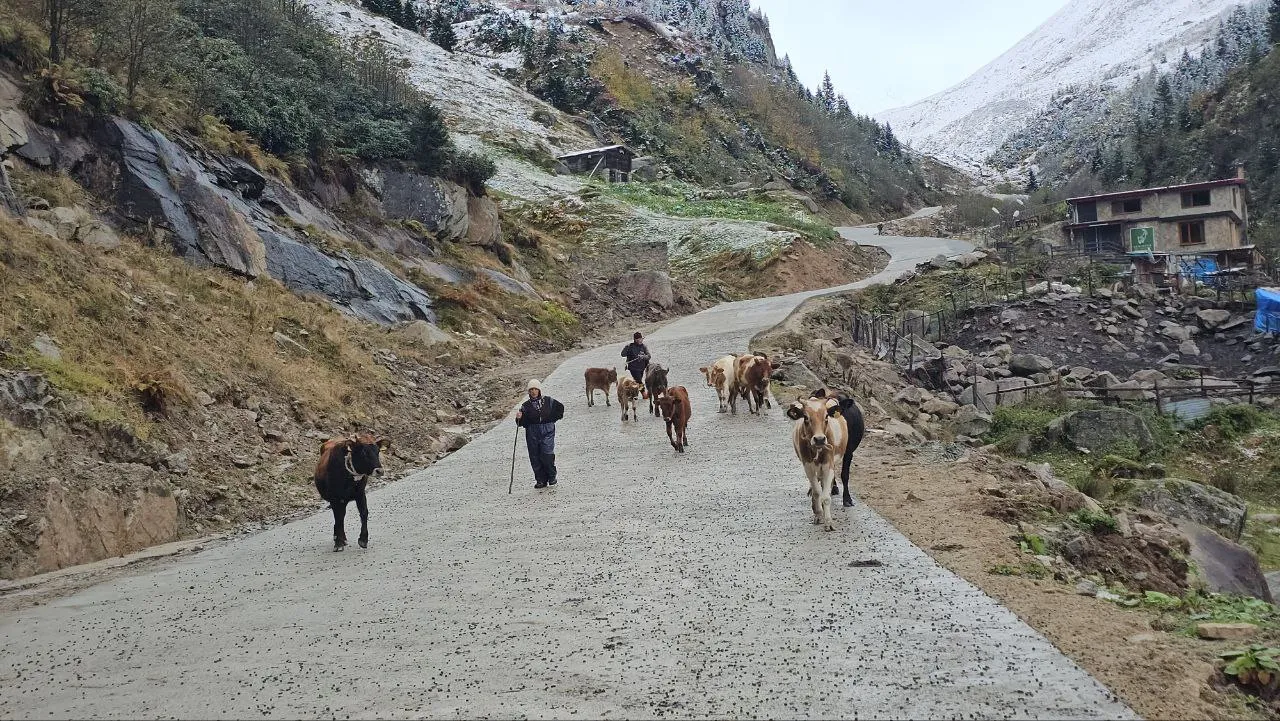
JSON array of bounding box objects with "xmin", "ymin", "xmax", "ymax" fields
[
  {"xmin": 656, "ymin": 386, "xmax": 692, "ymax": 453},
  {"xmin": 618, "ymin": 376, "xmax": 643, "ymax": 422},
  {"xmin": 314, "ymin": 432, "xmax": 389, "ymax": 551},
  {"xmin": 585, "ymin": 367, "xmax": 618, "ymax": 407}
]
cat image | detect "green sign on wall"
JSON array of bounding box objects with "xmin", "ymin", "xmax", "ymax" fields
[{"xmin": 1130, "ymin": 227, "xmax": 1155, "ymax": 252}]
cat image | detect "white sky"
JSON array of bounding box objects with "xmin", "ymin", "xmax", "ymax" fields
[{"xmin": 752, "ymin": 0, "xmax": 1070, "ymax": 114}]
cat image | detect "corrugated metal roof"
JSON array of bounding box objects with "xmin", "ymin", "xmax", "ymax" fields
[{"xmin": 556, "ymin": 144, "xmax": 637, "ymax": 159}]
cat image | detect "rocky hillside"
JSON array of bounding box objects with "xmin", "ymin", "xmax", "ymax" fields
[{"xmin": 0, "ymin": 0, "xmax": 901, "ymax": 579}]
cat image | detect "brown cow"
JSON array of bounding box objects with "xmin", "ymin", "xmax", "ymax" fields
[
  {"xmin": 656, "ymin": 386, "xmax": 692, "ymax": 453},
  {"xmin": 729, "ymin": 353, "xmax": 773, "ymax": 415},
  {"xmin": 314, "ymin": 432, "xmax": 390, "ymax": 551},
  {"xmin": 786, "ymin": 397, "xmax": 849, "ymax": 531},
  {"xmin": 618, "ymin": 376, "xmax": 643, "ymax": 421},
  {"xmin": 585, "ymin": 367, "xmax": 617, "ymax": 407}
]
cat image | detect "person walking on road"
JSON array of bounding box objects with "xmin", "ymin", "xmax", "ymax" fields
[
  {"xmin": 621, "ymin": 331, "xmax": 651, "ymax": 385},
  {"xmin": 516, "ymin": 380, "xmax": 565, "ymax": 489},
  {"xmin": 877, "ymin": 223, "xmax": 884, "ymax": 236}
]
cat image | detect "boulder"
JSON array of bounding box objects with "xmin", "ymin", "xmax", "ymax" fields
[
  {"xmin": 31, "ymin": 333, "xmax": 62, "ymax": 362},
  {"xmin": 381, "ymin": 172, "xmax": 470, "ymax": 241},
  {"xmin": 1046, "ymin": 408, "xmax": 1154, "ymax": 454},
  {"xmin": 894, "ymin": 385, "xmax": 931, "ymax": 406},
  {"xmin": 882, "ymin": 419, "xmax": 924, "ymax": 443},
  {"xmin": 479, "ymin": 268, "xmax": 539, "ymax": 298},
  {"xmin": 901, "ymin": 309, "xmax": 930, "ymax": 337},
  {"xmin": 1106, "ymin": 380, "xmax": 1155, "ymax": 401},
  {"xmin": 1197, "ymin": 309, "xmax": 1232, "ymax": 330},
  {"xmin": 465, "ymin": 196, "xmax": 502, "ymax": 247},
  {"xmin": 1090, "ymin": 371, "xmax": 1122, "ymax": 389},
  {"xmin": 77, "ymin": 220, "xmax": 121, "ymax": 250},
  {"xmin": 956, "ymin": 379, "xmax": 997, "ymax": 410},
  {"xmin": 1196, "ymin": 622, "xmax": 1259, "ymax": 641},
  {"xmin": 1178, "ymin": 340, "xmax": 1200, "ymax": 357},
  {"xmin": 929, "ymin": 254, "xmax": 950, "ymax": 269},
  {"xmin": 996, "ymin": 377, "xmax": 1036, "ymax": 405},
  {"xmin": 1159, "ymin": 323, "xmax": 1194, "ymax": 342},
  {"xmin": 402, "ymin": 320, "xmax": 453, "ymax": 347},
  {"xmin": 617, "ymin": 271, "xmax": 675, "ymax": 308},
  {"xmin": 950, "ymin": 404, "xmax": 992, "ymax": 437},
  {"xmin": 1128, "ymin": 369, "xmax": 1167, "ymax": 385},
  {"xmin": 1179, "ymin": 521, "xmax": 1272, "ymax": 602},
  {"xmin": 921, "ymin": 398, "xmax": 960, "ymax": 417},
  {"xmin": 956, "ymin": 252, "xmax": 983, "ymax": 268},
  {"xmin": 261, "ymin": 231, "xmax": 436, "ymax": 325},
  {"xmin": 1009, "ymin": 354, "xmax": 1054, "ymax": 377},
  {"xmin": 1124, "ymin": 478, "xmax": 1246, "ymax": 541},
  {"xmin": 775, "ymin": 361, "xmax": 822, "ymax": 390}
]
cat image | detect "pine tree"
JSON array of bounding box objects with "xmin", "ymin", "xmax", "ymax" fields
[
  {"xmin": 401, "ymin": 0, "xmax": 420, "ymax": 31},
  {"xmin": 819, "ymin": 71, "xmax": 837, "ymax": 113},
  {"xmin": 430, "ymin": 9, "xmax": 457, "ymax": 51},
  {"xmin": 1270, "ymin": 0, "xmax": 1280, "ymax": 45},
  {"xmin": 384, "ymin": 0, "xmax": 404, "ymax": 26},
  {"xmin": 1026, "ymin": 168, "xmax": 1039, "ymax": 194},
  {"xmin": 1089, "ymin": 146, "xmax": 1104, "ymax": 174},
  {"xmin": 1154, "ymin": 75, "xmax": 1174, "ymax": 126}
]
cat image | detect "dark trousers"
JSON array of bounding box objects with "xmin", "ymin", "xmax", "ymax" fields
[
  {"xmin": 628, "ymin": 364, "xmax": 646, "ymax": 384},
  {"xmin": 525, "ymin": 423, "xmax": 557, "ymax": 484}
]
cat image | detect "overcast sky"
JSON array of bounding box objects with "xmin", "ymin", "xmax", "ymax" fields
[{"xmin": 752, "ymin": 0, "xmax": 1070, "ymax": 115}]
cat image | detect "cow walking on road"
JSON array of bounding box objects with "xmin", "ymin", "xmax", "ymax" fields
[
  {"xmin": 585, "ymin": 367, "xmax": 617, "ymax": 407},
  {"xmin": 810, "ymin": 389, "xmax": 865, "ymax": 508},
  {"xmin": 730, "ymin": 353, "xmax": 773, "ymax": 415},
  {"xmin": 618, "ymin": 377, "xmax": 643, "ymax": 422},
  {"xmin": 656, "ymin": 386, "xmax": 692, "ymax": 453},
  {"xmin": 314, "ymin": 432, "xmax": 389, "ymax": 551},
  {"xmin": 700, "ymin": 355, "xmax": 735, "ymax": 413},
  {"xmin": 645, "ymin": 363, "xmax": 669, "ymax": 416},
  {"xmin": 786, "ymin": 396, "xmax": 849, "ymax": 531}
]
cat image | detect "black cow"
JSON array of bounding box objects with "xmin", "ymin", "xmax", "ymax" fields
[{"xmin": 314, "ymin": 432, "xmax": 389, "ymax": 551}]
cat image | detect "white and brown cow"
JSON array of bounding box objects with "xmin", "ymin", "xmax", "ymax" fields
[
  {"xmin": 617, "ymin": 376, "xmax": 643, "ymax": 422},
  {"xmin": 729, "ymin": 353, "xmax": 773, "ymax": 415},
  {"xmin": 699, "ymin": 355, "xmax": 736, "ymax": 413},
  {"xmin": 786, "ymin": 396, "xmax": 849, "ymax": 531}
]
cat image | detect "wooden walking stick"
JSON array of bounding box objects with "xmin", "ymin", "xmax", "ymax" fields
[{"xmin": 509, "ymin": 424, "xmax": 520, "ymax": 494}]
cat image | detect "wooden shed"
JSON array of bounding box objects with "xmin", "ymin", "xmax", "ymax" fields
[{"xmin": 556, "ymin": 145, "xmax": 637, "ymax": 183}]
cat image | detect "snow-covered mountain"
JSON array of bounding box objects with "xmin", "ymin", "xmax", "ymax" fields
[{"xmin": 878, "ymin": 0, "xmax": 1251, "ymax": 175}]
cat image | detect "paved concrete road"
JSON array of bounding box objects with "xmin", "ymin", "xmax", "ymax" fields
[{"xmin": 0, "ymin": 231, "xmax": 1133, "ymax": 720}]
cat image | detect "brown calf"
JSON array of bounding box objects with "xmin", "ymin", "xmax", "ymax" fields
[
  {"xmin": 314, "ymin": 432, "xmax": 390, "ymax": 551},
  {"xmin": 618, "ymin": 377, "xmax": 643, "ymax": 421},
  {"xmin": 729, "ymin": 353, "xmax": 773, "ymax": 415},
  {"xmin": 656, "ymin": 386, "xmax": 692, "ymax": 453},
  {"xmin": 585, "ymin": 367, "xmax": 617, "ymax": 407},
  {"xmin": 700, "ymin": 355, "xmax": 735, "ymax": 413}
]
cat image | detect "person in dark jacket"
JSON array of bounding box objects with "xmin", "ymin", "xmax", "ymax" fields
[
  {"xmin": 621, "ymin": 331, "xmax": 651, "ymax": 385},
  {"xmin": 516, "ymin": 379, "xmax": 565, "ymax": 489}
]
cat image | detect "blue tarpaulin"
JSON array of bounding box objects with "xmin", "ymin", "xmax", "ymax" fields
[
  {"xmin": 1256, "ymin": 288, "xmax": 1280, "ymax": 334},
  {"xmin": 1181, "ymin": 257, "xmax": 1219, "ymax": 282}
]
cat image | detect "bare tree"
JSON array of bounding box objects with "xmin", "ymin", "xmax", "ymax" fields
[
  {"xmin": 44, "ymin": 0, "xmax": 99, "ymax": 64},
  {"xmin": 115, "ymin": 0, "xmax": 182, "ymax": 102}
]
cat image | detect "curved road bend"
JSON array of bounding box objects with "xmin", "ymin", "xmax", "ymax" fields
[{"xmin": 0, "ymin": 229, "xmax": 1134, "ymax": 719}]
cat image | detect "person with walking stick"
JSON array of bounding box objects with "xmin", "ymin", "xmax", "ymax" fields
[{"xmin": 515, "ymin": 379, "xmax": 565, "ymax": 490}]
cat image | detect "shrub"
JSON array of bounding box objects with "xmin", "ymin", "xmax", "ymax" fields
[
  {"xmin": 1194, "ymin": 404, "xmax": 1270, "ymax": 441},
  {"xmin": 134, "ymin": 368, "xmax": 194, "ymax": 416},
  {"xmin": 1071, "ymin": 509, "xmax": 1120, "ymax": 535},
  {"xmin": 0, "ymin": 11, "xmax": 47, "ymax": 69},
  {"xmin": 448, "ymin": 150, "xmax": 497, "ymax": 196}
]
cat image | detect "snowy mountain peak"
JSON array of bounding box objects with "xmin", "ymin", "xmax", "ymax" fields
[{"xmin": 879, "ymin": 0, "xmax": 1252, "ymax": 175}]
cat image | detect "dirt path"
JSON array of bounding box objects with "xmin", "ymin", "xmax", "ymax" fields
[
  {"xmin": 0, "ymin": 231, "xmax": 1134, "ymax": 719},
  {"xmin": 852, "ymin": 440, "xmax": 1240, "ymax": 720}
]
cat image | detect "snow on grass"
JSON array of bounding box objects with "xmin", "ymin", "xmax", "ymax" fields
[{"xmin": 301, "ymin": 0, "xmax": 595, "ymax": 151}]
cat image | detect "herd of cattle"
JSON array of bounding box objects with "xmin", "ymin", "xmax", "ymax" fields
[
  {"xmin": 312, "ymin": 352, "xmax": 866, "ymax": 551},
  {"xmin": 584, "ymin": 351, "xmax": 865, "ymax": 532}
]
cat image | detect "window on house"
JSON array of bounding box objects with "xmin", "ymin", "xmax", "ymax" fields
[
  {"xmin": 1180, "ymin": 220, "xmax": 1206, "ymax": 245},
  {"xmin": 1111, "ymin": 198, "xmax": 1142, "ymax": 214},
  {"xmin": 1076, "ymin": 202, "xmax": 1098, "ymax": 223},
  {"xmin": 1181, "ymin": 190, "xmax": 1212, "ymax": 208}
]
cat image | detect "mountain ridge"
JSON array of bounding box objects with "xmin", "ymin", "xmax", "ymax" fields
[{"xmin": 878, "ymin": 0, "xmax": 1251, "ymax": 176}]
